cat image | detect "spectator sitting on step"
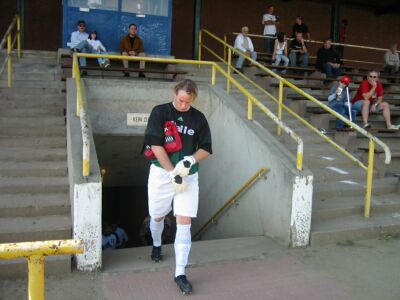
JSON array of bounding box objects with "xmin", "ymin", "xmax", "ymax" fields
[
  {"xmin": 316, "ymin": 38, "xmax": 342, "ymax": 78},
  {"xmin": 87, "ymin": 31, "xmax": 111, "ymax": 68},
  {"xmin": 272, "ymin": 32, "xmax": 289, "ymax": 74},
  {"xmin": 327, "ymin": 76, "xmax": 356, "ymax": 129},
  {"xmin": 383, "ymin": 43, "xmax": 399, "ymax": 76},
  {"xmin": 352, "ymin": 70, "xmax": 400, "ymax": 130},
  {"xmin": 289, "ymin": 32, "xmax": 309, "ymax": 72},
  {"xmin": 233, "ymin": 26, "xmax": 257, "ymax": 73},
  {"xmin": 69, "ymin": 20, "xmax": 91, "ymax": 73},
  {"xmin": 120, "ymin": 23, "xmax": 146, "ymax": 78},
  {"xmin": 292, "ymin": 16, "xmax": 310, "ymax": 40}
]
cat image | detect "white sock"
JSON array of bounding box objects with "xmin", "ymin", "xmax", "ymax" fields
[
  {"xmin": 150, "ymin": 218, "xmax": 164, "ymax": 247},
  {"xmin": 174, "ymin": 224, "xmax": 192, "ymax": 277}
]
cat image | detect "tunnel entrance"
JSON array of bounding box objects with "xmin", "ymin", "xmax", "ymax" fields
[{"xmin": 94, "ymin": 134, "xmax": 177, "ymax": 250}]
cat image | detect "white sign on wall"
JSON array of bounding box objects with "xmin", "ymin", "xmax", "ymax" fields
[{"xmin": 127, "ymin": 113, "xmax": 150, "ymax": 126}]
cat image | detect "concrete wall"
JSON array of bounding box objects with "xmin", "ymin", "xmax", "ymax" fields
[
  {"xmin": 195, "ymin": 86, "xmax": 313, "ymax": 247},
  {"xmin": 68, "ymin": 79, "xmax": 313, "ymax": 253},
  {"xmin": 66, "ymin": 79, "xmax": 102, "ymax": 271}
]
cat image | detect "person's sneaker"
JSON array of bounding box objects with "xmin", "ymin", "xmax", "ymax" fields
[
  {"xmin": 123, "ymin": 71, "xmax": 130, "ymax": 77},
  {"xmin": 151, "ymin": 246, "xmax": 162, "ymax": 262},
  {"xmin": 81, "ymin": 70, "xmax": 88, "ymax": 76},
  {"xmin": 139, "ymin": 72, "xmax": 146, "ymax": 78},
  {"xmin": 388, "ymin": 124, "xmax": 400, "ymax": 130},
  {"xmin": 104, "ymin": 62, "xmax": 111, "ymax": 68},
  {"xmin": 363, "ymin": 123, "xmax": 372, "ymax": 129},
  {"xmin": 174, "ymin": 275, "xmax": 192, "ymax": 295}
]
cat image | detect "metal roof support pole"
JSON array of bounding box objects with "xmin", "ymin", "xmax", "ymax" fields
[
  {"xmin": 330, "ymin": 0, "xmax": 340, "ymax": 43},
  {"xmin": 193, "ymin": 0, "xmax": 202, "ymax": 60}
]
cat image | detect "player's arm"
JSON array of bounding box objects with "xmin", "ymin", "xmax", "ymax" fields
[
  {"xmin": 151, "ymin": 145, "xmax": 174, "ymax": 171},
  {"xmin": 192, "ymin": 148, "xmax": 210, "ymax": 163}
]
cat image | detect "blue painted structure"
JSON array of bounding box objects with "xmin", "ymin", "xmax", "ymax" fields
[{"xmin": 62, "ymin": 0, "xmax": 172, "ymax": 55}]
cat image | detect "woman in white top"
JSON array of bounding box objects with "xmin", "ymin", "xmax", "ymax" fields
[
  {"xmin": 87, "ymin": 31, "xmax": 111, "ymax": 68},
  {"xmin": 272, "ymin": 32, "xmax": 289, "ymax": 74}
]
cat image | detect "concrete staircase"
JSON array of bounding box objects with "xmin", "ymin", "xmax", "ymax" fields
[
  {"xmin": 0, "ymin": 50, "xmax": 71, "ymax": 278},
  {"xmin": 178, "ymin": 63, "xmax": 400, "ymax": 246}
]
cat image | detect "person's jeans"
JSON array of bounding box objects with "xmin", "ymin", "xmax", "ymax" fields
[
  {"xmin": 273, "ymin": 54, "xmax": 289, "ymax": 73},
  {"xmin": 91, "ymin": 49, "xmax": 109, "ymax": 66},
  {"xmin": 289, "ymin": 52, "xmax": 309, "ymax": 68},
  {"xmin": 235, "ymin": 51, "xmax": 257, "ymax": 69},
  {"xmin": 73, "ymin": 40, "xmax": 92, "ymax": 67},
  {"xmin": 384, "ymin": 65, "xmax": 398, "ymax": 76},
  {"xmin": 263, "ymin": 34, "xmax": 275, "ymax": 54},
  {"xmin": 330, "ymin": 102, "xmax": 356, "ymax": 128},
  {"xmin": 324, "ymin": 63, "xmax": 342, "ymax": 78}
]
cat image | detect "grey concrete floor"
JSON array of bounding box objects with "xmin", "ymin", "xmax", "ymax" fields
[{"xmin": 0, "ymin": 236, "xmax": 399, "ymax": 300}]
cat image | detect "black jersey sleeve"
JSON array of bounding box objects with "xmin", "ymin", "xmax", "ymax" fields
[
  {"xmin": 144, "ymin": 105, "xmax": 165, "ymax": 146},
  {"xmin": 197, "ymin": 114, "xmax": 212, "ymax": 154}
]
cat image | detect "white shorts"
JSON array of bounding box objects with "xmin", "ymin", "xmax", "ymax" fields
[{"xmin": 148, "ymin": 164, "xmax": 199, "ymax": 219}]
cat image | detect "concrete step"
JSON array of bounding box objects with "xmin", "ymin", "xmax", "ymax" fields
[
  {"xmin": 312, "ymin": 166, "xmax": 369, "ymax": 183},
  {"xmin": 0, "ymin": 116, "xmax": 65, "ymax": 127},
  {"xmin": 0, "ymin": 106, "xmax": 65, "ymax": 117},
  {"xmin": 0, "ymin": 87, "xmax": 60, "ymax": 96},
  {"xmin": 0, "ymin": 147, "xmax": 66, "ymax": 162},
  {"xmin": 312, "ymin": 193, "xmax": 400, "ymax": 221},
  {"xmin": 0, "ymin": 72, "xmax": 57, "ymax": 81},
  {"xmin": 0, "ymin": 161, "xmax": 67, "ymax": 177},
  {"xmin": 0, "ymin": 193, "xmax": 69, "ymax": 218},
  {"xmin": 310, "ymin": 210, "xmax": 400, "ymax": 247},
  {"xmin": 0, "ymin": 215, "xmax": 71, "ymax": 243},
  {"xmin": 0, "ymin": 80, "xmax": 64, "ymax": 89},
  {"xmin": 0, "ymin": 176, "xmax": 68, "ymax": 194},
  {"xmin": 11, "ymin": 63, "xmax": 59, "ymax": 72},
  {"xmin": 0, "ymin": 255, "xmax": 70, "ymax": 280},
  {"xmin": 0, "ymin": 93, "xmax": 65, "ymax": 103},
  {"xmin": 0, "ymin": 126, "xmax": 66, "ymax": 137},
  {"xmin": 313, "ymin": 177, "xmax": 398, "ymax": 199},
  {"xmin": 0, "ymin": 136, "xmax": 66, "ymax": 148}
]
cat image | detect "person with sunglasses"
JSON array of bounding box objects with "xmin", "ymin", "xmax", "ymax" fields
[
  {"xmin": 352, "ymin": 70, "xmax": 400, "ymax": 130},
  {"xmin": 70, "ymin": 20, "xmax": 92, "ymax": 72}
]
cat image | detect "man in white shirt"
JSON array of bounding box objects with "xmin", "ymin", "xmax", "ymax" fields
[
  {"xmin": 384, "ymin": 44, "xmax": 400, "ymax": 76},
  {"xmin": 234, "ymin": 26, "xmax": 257, "ymax": 72},
  {"xmin": 70, "ymin": 20, "xmax": 91, "ymax": 68},
  {"xmin": 262, "ymin": 5, "xmax": 279, "ymax": 54}
]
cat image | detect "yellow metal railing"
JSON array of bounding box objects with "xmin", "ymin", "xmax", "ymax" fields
[
  {"xmin": 73, "ymin": 52, "xmax": 304, "ymax": 177},
  {"xmin": 0, "ymin": 239, "xmax": 84, "ymax": 300},
  {"xmin": 199, "ymin": 29, "xmax": 391, "ymax": 218},
  {"xmin": 193, "ymin": 167, "xmax": 268, "ymax": 240},
  {"xmin": 0, "ymin": 14, "xmax": 21, "ymax": 87}
]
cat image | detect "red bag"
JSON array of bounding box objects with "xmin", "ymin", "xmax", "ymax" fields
[{"xmin": 144, "ymin": 121, "xmax": 182, "ymax": 160}]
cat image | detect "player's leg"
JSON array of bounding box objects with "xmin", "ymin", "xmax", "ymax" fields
[
  {"xmin": 148, "ymin": 165, "xmax": 175, "ymax": 262},
  {"xmin": 173, "ymin": 173, "xmax": 199, "ymax": 294}
]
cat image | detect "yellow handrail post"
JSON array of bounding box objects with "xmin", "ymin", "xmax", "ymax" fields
[
  {"xmin": 7, "ymin": 33, "xmax": 12, "ymax": 88},
  {"xmin": 211, "ymin": 64, "xmax": 216, "ymax": 85},
  {"xmin": 364, "ymin": 139, "xmax": 375, "ymax": 218},
  {"xmin": 72, "ymin": 53, "xmax": 77, "ymax": 79},
  {"xmin": 223, "ymin": 33, "xmax": 227, "ymax": 62},
  {"xmin": 226, "ymin": 48, "xmax": 232, "ymax": 94},
  {"xmin": 277, "ymin": 80, "xmax": 283, "ymax": 136},
  {"xmin": 28, "ymin": 255, "xmax": 45, "ymax": 300},
  {"xmin": 198, "ymin": 30, "xmax": 202, "ymax": 68},
  {"xmin": 247, "ymin": 97, "xmax": 253, "ymax": 120},
  {"xmin": 17, "ymin": 14, "xmax": 21, "ymax": 58}
]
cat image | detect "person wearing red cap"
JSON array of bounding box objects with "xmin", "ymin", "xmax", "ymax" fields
[
  {"xmin": 327, "ymin": 76, "xmax": 355, "ymax": 129},
  {"xmin": 352, "ymin": 70, "xmax": 400, "ymax": 130}
]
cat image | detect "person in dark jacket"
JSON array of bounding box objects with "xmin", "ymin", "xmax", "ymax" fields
[
  {"xmin": 120, "ymin": 23, "xmax": 145, "ymax": 77},
  {"xmin": 316, "ymin": 38, "xmax": 342, "ymax": 78}
]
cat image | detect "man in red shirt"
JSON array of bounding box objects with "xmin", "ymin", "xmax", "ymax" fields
[{"xmin": 352, "ymin": 70, "xmax": 399, "ymax": 129}]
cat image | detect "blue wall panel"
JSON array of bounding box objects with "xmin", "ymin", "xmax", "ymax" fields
[{"xmin": 62, "ymin": 0, "xmax": 172, "ymax": 55}]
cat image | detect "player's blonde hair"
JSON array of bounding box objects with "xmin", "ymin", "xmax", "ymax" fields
[{"xmin": 173, "ymin": 79, "xmax": 198, "ymax": 101}]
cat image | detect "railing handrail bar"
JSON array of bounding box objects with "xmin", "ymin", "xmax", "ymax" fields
[
  {"xmin": 228, "ymin": 32, "xmax": 398, "ymax": 53},
  {"xmin": 193, "ymin": 167, "xmax": 268, "ymax": 240},
  {"xmin": 0, "ymin": 15, "xmax": 17, "ymax": 50},
  {"xmin": 202, "ymin": 29, "xmax": 391, "ymax": 164}
]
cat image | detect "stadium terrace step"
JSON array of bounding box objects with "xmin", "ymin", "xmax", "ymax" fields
[{"xmin": 0, "ymin": 50, "xmax": 71, "ymax": 279}]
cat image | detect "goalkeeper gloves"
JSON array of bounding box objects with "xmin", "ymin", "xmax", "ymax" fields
[{"xmin": 173, "ymin": 156, "xmax": 196, "ymax": 177}]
